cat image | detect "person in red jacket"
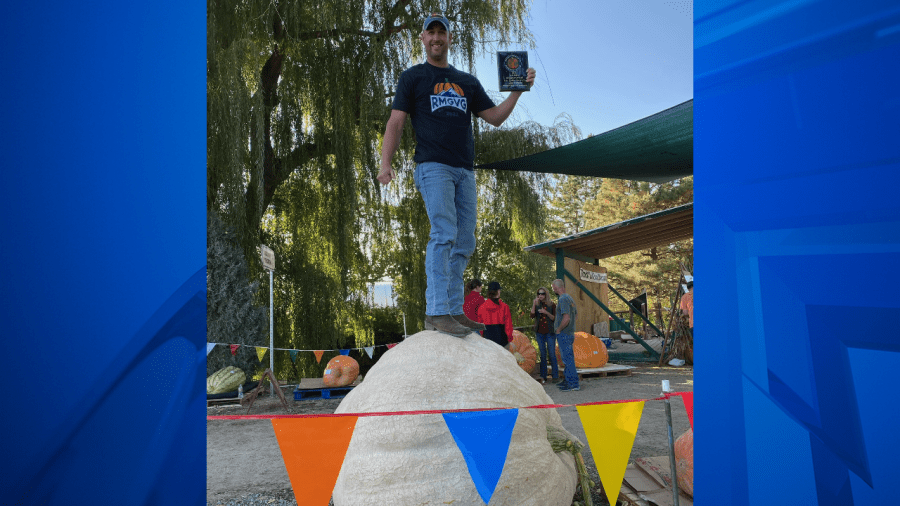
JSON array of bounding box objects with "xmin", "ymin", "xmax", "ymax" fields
[
  {"xmin": 477, "ymin": 281, "xmax": 514, "ymax": 350},
  {"xmin": 462, "ymin": 278, "xmax": 486, "ymax": 327}
]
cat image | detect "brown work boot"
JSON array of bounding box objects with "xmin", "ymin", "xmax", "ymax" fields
[
  {"xmin": 451, "ymin": 313, "xmax": 485, "ymax": 331},
  {"xmin": 424, "ymin": 315, "xmax": 470, "ymax": 337}
]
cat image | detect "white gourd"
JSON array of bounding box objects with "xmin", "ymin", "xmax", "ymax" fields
[
  {"xmin": 207, "ymin": 366, "xmax": 245, "ymax": 394},
  {"xmin": 332, "ymin": 331, "xmax": 580, "ymax": 506}
]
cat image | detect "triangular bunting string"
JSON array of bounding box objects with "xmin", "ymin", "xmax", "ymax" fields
[
  {"xmin": 229, "ymin": 344, "xmax": 240, "ymax": 356},
  {"xmin": 289, "ymin": 350, "xmax": 299, "ymax": 363},
  {"xmin": 256, "ymin": 347, "xmax": 268, "ymax": 362},
  {"xmin": 576, "ymin": 401, "xmax": 645, "ymax": 506},
  {"xmin": 364, "ymin": 347, "xmax": 374, "ymax": 358},
  {"xmin": 339, "ymin": 349, "xmax": 350, "ymax": 356},
  {"xmin": 271, "ymin": 417, "xmax": 358, "ymax": 506},
  {"xmin": 313, "ymin": 350, "xmax": 324, "ymax": 364},
  {"xmin": 442, "ymin": 409, "xmax": 519, "ymax": 504},
  {"xmin": 206, "ymin": 343, "xmax": 216, "ymax": 356},
  {"xmin": 678, "ymin": 392, "xmax": 693, "ymax": 430}
]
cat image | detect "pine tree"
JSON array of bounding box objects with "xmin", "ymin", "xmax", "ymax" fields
[{"xmin": 582, "ymin": 177, "xmax": 693, "ymax": 329}]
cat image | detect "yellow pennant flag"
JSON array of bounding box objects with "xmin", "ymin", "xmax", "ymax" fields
[
  {"xmin": 576, "ymin": 401, "xmax": 645, "ymax": 506},
  {"xmin": 256, "ymin": 347, "xmax": 268, "ymax": 362},
  {"xmin": 272, "ymin": 416, "xmax": 358, "ymax": 505}
]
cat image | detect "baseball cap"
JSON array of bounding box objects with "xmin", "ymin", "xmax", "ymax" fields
[
  {"xmin": 488, "ymin": 281, "xmax": 502, "ymax": 291},
  {"xmin": 423, "ymin": 13, "xmax": 451, "ymax": 32}
]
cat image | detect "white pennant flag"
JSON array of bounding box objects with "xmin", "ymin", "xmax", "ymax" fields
[
  {"xmin": 364, "ymin": 346, "xmax": 374, "ymax": 359},
  {"xmin": 206, "ymin": 343, "xmax": 216, "ymax": 356}
]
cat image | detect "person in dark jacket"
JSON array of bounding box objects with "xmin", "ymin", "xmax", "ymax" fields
[
  {"xmin": 477, "ymin": 281, "xmax": 514, "ymax": 349},
  {"xmin": 531, "ymin": 286, "xmax": 557, "ymax": 383}
]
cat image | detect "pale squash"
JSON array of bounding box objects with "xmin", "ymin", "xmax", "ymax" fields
[
  {"xmin": 207, "ymin": 366, "xmax": 245, "ymax": 394},
  {"xmin": 323, "ymin": 355, "xmax": 360, "ymax": 387},
  {"xmin": 555, "ymin": 332, "xmax": 609, "ymax": 369},
  {"xmin": 510, "ymin": 330, "xmax": 537, "ymax": 374},
  {"xmin": 332, "ymin": 330, "xmax": 580, "ymax": 506},
  {"xmin": 674, "ymin": 428, "xmax": 693, "ymax": 497}
]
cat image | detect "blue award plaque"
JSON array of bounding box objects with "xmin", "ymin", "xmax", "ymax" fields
[{"xmin": 498, "ymin": 51, "xmax": 529, "ymax": 92}]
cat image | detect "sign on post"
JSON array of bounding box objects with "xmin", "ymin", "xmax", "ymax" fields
[
  {"xmin": 261, "ymin": 244, "xmax": 276, "ymax": 395},
  {"xmin": 261, "ymin": 245, "xmax": 275, "ymax": 271},
  {"xmin": 579, "ymin": 268, "xmax": 607, "ymax": 284}
]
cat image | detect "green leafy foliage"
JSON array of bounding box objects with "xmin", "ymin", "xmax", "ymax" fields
[{"xmin": 208, "ymin": 0, "xmax": 559, "ymax": 377}]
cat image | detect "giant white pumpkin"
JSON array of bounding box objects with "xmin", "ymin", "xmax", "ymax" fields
[{"xmin": 332, "ymin": 330, "xmax": 580, "ymax": 506}]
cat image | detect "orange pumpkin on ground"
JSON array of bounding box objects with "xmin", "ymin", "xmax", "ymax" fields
[
  {"xmin": 674, "ymin": 428, "xmax": 693, "ymax": 497},
  {"xmin": 323, "ymin": 355, "xmax": 360, "ymax": 387},
  {"xmin": 555, "ymin": 332, "xmax": 609, "ymax": 369},
  {"xmin": 509, "ymin": 330, "xmax": 537, "ymax": 374}
]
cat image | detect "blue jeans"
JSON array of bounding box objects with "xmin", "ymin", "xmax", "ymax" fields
[
  {"xmin": 535, "ymin": 332, "xmax": 558, "ymax": 379},
  {"xmin": 557, "ymin": 333, "xmax": 578, "ymax": 387},
  {"xmin": 413, "ymin": 162, "xmax": 477, "ymax": 316}
]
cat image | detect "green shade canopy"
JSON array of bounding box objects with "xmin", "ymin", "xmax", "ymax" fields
[
  {"xmin": 478, "ymin": 100, "xmax": 692, "ymax": 183},
  {"xmin": 525, "ymin": 203, "xmax": 693, "ymax": 261}
]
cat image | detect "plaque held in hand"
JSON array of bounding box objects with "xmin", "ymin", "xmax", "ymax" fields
[{"xmin": 497, "ymin": 51, "xmax": 530, "ymax": 92}]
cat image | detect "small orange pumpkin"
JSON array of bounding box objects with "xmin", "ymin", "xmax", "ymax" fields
[
  {"xmin": 509, "ymin": 330, "xmax": 537, "ymax": 374},
  {"xmin": 323, "ymin": 355, "xmax": 360, "ymax": 387},
  {"xmin": 556, "ymin": 331, "xmax": 609, "ymax": 369},
  {"xmin": 674, "ymin": 428, "xmax": 693, "ymax": 497}
]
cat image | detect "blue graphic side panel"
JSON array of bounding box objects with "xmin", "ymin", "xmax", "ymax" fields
[
  {"xmin": 845, "ymin": 347, "xmax": 900, "ymax": 504},
  {"xmin": 696, "ymin": 1, "xmax": 900, "ymax": 505},
  {"xmin": 0, "ymin": 0, "xmax": 205, "ymax": 504},
  {"xmin": 742, "ymin": 376, "xmax": 817, "ymax": 506}
]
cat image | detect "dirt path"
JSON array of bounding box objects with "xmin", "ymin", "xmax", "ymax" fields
[{"xmin": 207, "ymin": 363, "xmax": 693, "ymax": 505}]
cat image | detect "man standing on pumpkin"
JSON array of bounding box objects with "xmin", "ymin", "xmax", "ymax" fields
[
  {"xmin": 552, "ymin": 278, "xmax": 579, "ymax": 391},
  {"xmin": 377, "ymin": 12, "xmax": 536, "ymax": 337}
]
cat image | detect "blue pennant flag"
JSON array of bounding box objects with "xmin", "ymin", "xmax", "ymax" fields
[
  {"xmin": 339, "ymin": 349, "xmax": 350, "ymax": 356},
  {"xmin": 288, "ymin": 350, "xmax": 299, "ymax": 363},
  {"xmin": 442, "ymin": 409, "xmax": 518, "ymax": 504}
]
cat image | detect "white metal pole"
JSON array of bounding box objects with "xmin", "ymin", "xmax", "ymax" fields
[
  {"xmin": 662, "ymin": 380, "xmax": 680, "ymax": 506},
  {"xmin": 269, "ymin": 268, "xmax": 274, "ymax": 396},
  {"xmin": 403, "ymin": 312, "xmax": 408, "ymax": 339}
]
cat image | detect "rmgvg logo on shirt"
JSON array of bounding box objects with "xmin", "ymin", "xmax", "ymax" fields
[{"xmin": 431, "ymin": 81, "xmax": 467, "ymax": 112}]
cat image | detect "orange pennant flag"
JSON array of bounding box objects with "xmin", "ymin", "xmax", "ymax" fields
[
  {"xmin": 577, "ymin": 401, "xmax": 645, "ymax": 506},
  {"xmin": 271, "ymin": 416, "xmax": 358, "ymax": 506},
  {"xmin": 314, "ymin": 350, "xmax": 324, "ymax": 363},
  {"xmin": 256, "ymin": 346, "xmax": 268, "ymax": 362}
]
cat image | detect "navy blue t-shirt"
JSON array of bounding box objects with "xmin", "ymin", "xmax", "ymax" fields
[{"xmin": 392, "ymin": 62, "xmax": 495, "ymax": 169}]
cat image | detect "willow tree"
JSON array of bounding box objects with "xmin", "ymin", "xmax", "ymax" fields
[{"xmin": 208, "ymin": 0, "xmax": 575, "ymax": 377}]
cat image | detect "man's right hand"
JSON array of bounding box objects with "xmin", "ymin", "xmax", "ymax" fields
[{"xmin": 377, "ymin": 166, "xmax": 396, "ymax": 185}]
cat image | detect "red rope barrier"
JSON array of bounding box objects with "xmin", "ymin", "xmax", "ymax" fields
[{"xmin": 207, "ymin": 392, "xmax": 688, "ymax": 420}]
